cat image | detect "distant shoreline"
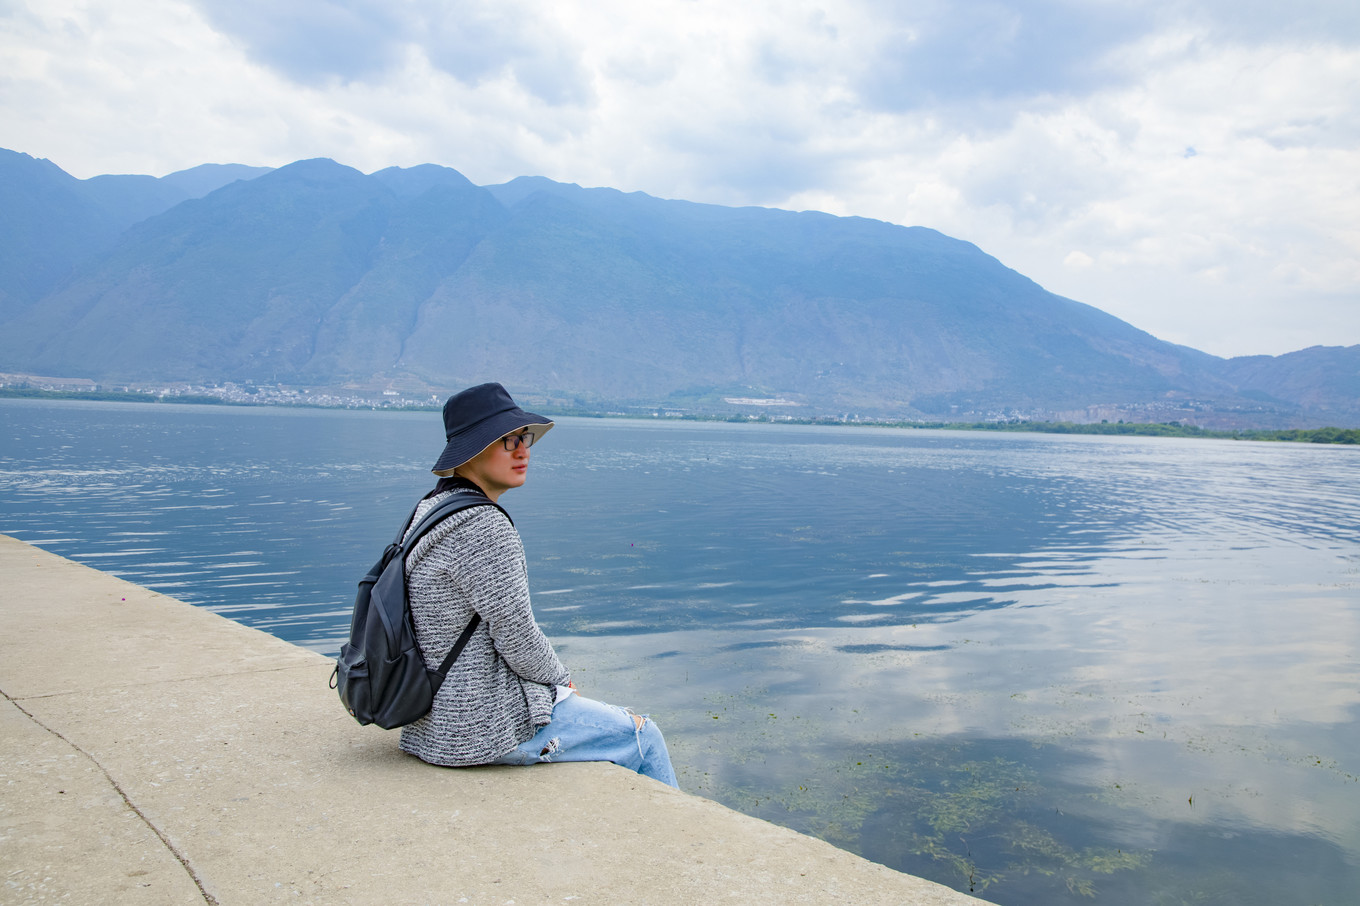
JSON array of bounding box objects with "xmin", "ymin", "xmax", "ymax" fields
[{"xmin": 4, "ymin": 386, "xmax": 1356, "ymax": 445}]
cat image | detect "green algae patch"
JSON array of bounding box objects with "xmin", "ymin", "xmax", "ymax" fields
[{"xmin": 683, "ymin": 729, "xmax": 1150, "ymax": 900}]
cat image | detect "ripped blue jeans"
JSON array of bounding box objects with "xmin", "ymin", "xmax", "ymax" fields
[{"xmin": 492, "ymin": 692, "xmax": 678, "ymax": 788}]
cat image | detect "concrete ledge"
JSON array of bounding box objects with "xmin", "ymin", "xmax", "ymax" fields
[{"xmin": 0, "ymin": 535, "xmax": 990, "ymax": 905}]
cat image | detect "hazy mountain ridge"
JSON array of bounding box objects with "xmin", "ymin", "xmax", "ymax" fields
[
  {"xmin": 0, "ymin": 150, "xmax": 272, "ymax": 312},
  {"xmin": 0, "ymin": 149, "xmax": 1355, "ymax": 427}
]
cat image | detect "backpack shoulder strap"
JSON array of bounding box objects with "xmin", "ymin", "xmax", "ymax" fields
[
  {"xmin": 402, "ymin": 484, "xmax": 510, "ymax": 555},
  {"xmin": 400, "ymin": 481, "xmax": 509, "ymax": 681}
]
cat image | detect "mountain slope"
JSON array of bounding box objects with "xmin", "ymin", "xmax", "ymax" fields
[
  {"xmin": 0, "ymin": 150, "xmax": 271, "ymax": 317},
  {"xmin": 414, "ymin": 179, "xmax": 1230, "ymax": 411},
  {"xmin": 0, "ymin": 149, "xmax": 1354, "ymax": 425},
  {"xmin": 0, "ymin": 150, "xmax": 129, "ymax": 314}
]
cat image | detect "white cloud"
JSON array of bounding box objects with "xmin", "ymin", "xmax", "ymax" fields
[{"xmin": 1, "ymin": 0, "xmax": 1356, "ymax": 356}]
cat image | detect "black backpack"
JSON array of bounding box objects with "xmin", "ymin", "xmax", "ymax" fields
[{"xmin": 330, "ymin": 482, "xmax": 507, "ymax": 729}]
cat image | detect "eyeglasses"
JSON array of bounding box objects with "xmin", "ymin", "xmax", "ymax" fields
[{"xmin": 501, "ymin": 432, "xmax": 536, "ymax": 451}]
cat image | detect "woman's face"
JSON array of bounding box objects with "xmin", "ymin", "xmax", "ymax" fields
[{"xmin": 454, "ymin": 428, "xmax": 532, "ymax": 501}]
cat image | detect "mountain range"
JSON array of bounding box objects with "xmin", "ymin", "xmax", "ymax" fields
[{"xmin": 1, "ymin": 147, "xmax": 1355, "ymax": 427}]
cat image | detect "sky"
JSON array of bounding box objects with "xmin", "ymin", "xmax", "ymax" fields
[{"xmin": 2, "ymin": 0, "xmax": 1357, "ymax": 358}]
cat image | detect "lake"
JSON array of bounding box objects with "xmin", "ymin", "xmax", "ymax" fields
[{"xmin": 2, "ymin": 398, "xmax": 1357, "ymax": 905}]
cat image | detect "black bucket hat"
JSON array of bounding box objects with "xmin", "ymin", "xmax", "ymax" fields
[{"xmin": 431, "ymin": 383, "xmax": 554, "ymax": 475}]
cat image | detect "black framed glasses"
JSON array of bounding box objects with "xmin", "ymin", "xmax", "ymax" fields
[{"xmin": 501, "ymin": 432, "xmax": 535, "ymax": 451}]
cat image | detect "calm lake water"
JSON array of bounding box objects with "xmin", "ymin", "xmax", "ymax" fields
[{"xmin": 2, "ymin": 398, "xmax": 1358, "ymax": 905}]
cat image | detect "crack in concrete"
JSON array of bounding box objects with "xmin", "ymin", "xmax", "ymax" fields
[{"xmin": 1, "ymin": 688, "xmax": 219, "ymax": 906}]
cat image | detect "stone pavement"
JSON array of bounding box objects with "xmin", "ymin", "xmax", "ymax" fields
[{"xmin": 0, "ymin": 534, "xmax": 991, "ymax": 905}]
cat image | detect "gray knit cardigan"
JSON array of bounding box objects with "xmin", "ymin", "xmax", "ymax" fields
[{"xmin": 398, "ymin": 494, "xmax": 571, "ymax": 766}]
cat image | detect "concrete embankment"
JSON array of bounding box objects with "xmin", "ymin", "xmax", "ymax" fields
[{"xmin": 0, "ymin": 535, "xmax": 991, "ymax": 905}]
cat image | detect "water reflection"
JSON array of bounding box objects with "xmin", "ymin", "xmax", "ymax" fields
[
  {"xmin": 1, "ymin": 400, "xmax": 1358, "ymax": 905},
  {"xmin": 560, "ymin": 599, "xmax": 1360, "ymax": 903}
]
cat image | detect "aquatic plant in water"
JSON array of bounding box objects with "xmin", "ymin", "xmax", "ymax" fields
[{"xmin": 686, "ymin": 732, "xmax": 1149, "ymax": 901}]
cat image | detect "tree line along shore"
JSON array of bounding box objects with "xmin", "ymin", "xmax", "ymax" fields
[{"xmin": 3, "ymin": 385, "xmax": 1357, "ymax": 445}]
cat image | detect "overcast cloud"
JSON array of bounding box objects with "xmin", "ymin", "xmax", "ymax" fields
[{"xmin": 2, "ymin": 0, "xmax": 1356, "ymax": 357}]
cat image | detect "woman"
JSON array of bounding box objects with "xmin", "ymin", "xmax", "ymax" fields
[{"xmin": 398, "ymin": 382, "xmax": 677, "ymax": 787}]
